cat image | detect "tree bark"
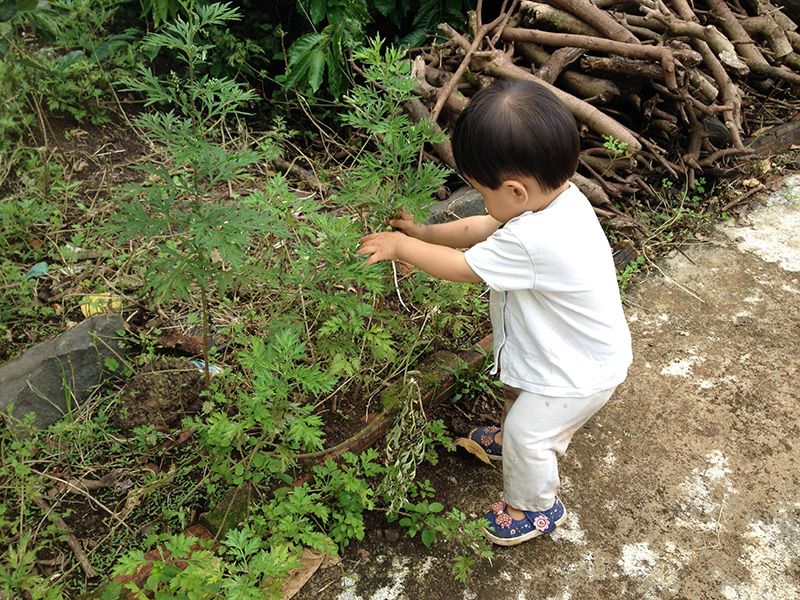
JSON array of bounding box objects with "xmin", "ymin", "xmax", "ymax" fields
[
  {"xmin": 500, "ymin": 27, "xmax": 691, "ymax": 88},
  {"xmin": 540, "ymin": 0, "xmax": 640, "ymax": 43},
  {"xmin": 519, "ymin": 1, "xmax": 601, "ymax": 36}
]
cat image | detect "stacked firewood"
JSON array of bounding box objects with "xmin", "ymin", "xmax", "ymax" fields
[{"xmin": 407, "ymin": 0, "xmax": 800, "ymax": 233}]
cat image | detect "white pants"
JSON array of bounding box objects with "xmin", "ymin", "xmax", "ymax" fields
[{"xmin": 501, "ymin": 385, "xmax": 616, "ymax": 512}]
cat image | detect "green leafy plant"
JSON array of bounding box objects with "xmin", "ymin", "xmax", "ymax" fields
[
  {"xmin": 284, "ymin": 0, "xmax": 473, "ymax": 96},
  {"xmin": 113, "ymin": 528, "xmax": 301, "ymax": 599},
  {"xmin": 113, "ymin": 2, "xmax": 269, "ymax": 384},
  {"xmin": 373, "ymin": 0, "xmax": 471, "ymax": 48},
  {"xmin": 338, "ymin": 37, "xmax": 449, "ymax": 221},
  {"xmin": 1, "ymin": 0, "xmax": 135, "ymax": 125},
  {"xmin": 601, "ymin": 134, "xmax": 633, "ymax": 177},
  {"xmin": 284, "ymin": 0, "xmax": 369, "ymax": 96},
  {"xmin": 139, "ymin": 0, "xmax": 182, "ymax": 27},
  {"xmin": 385, "ymin": 479, "xmax": 494, "ymax": 582},
  {"xmin": 616, "ymin": 253, "xmax": 645, "ymax": 292},
  {"xmin": 442, "ymin": 352, "xmax": 502, "ymax": 406}
]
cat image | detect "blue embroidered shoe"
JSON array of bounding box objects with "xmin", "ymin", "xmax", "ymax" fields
[
  {"xmin": 482, "ymin": 497, "xmax": 567, "ymax": 546},
  {"xmin": 469, "ymin": 425, "xmax": 503, "ymax": 461}
]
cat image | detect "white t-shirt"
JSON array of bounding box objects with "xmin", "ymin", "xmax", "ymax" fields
[{"xmin": 464, "ymin": 183, "xmax": 632, "ymax": 397}]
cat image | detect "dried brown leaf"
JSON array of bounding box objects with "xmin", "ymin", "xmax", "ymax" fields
[{"xmin": 453, "ymin": 437, "xmax": 495, "ymax": 466}]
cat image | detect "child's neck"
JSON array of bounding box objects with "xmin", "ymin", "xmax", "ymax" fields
[{"xmin": 520, "ymin": 179, "xmax": 569, "ymax": 215}]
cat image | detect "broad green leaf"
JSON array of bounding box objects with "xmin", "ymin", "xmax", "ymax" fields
[
  {"xmin": 287, "ymin": 32, "xmax": 323, "ymax": 66},
  {"xmin": 0, "ymin": 0, "xmax": 16, "ymax": 21},
  {"xmin": 309, "ymin": 0, "xmax": 326, "ymax": 25},
  {"xmin": 421, "ymin": 529, "xmax": 436, "ymax": 547},
  {"xmin": 57, "ymin": 50, "xmax": 84, "ymax": 72},
  {"xmin": 307, "ymin": 49, "xmax": 326, "ymax": 93},
  {"xmin": 17, "ymin": 0, "xmax": 36, "ymax": 10},
  {"xmin": 373, "ymin": 0, "xmax": 395, "ymax": 18}
]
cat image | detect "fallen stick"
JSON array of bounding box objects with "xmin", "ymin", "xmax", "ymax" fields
[
  {"xmin": 33, "ymin": 495, "xmax": 98, "ymax": 578},
  {"xmin": 33, "ymin": 468, "xmax": 133, "ymax": 532}
]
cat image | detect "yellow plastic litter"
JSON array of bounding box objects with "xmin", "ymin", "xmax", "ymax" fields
[{"xmin": 80, "ymin": 294, "xmax": 123, "ymax": 318}]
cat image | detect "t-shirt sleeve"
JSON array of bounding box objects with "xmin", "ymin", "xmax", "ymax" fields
[{"xmin": 464, "ymin": 228, "xmax": 536, "ymax": 291}]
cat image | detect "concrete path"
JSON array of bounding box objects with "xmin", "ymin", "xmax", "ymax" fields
[{"xmin": 297, "ymin": 175, "xmax": 800, "ymax": 600}]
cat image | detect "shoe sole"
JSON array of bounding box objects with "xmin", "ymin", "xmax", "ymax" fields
[{"xmin": 482, "ymin": 509, "xmax": 568, "ymax": 546}]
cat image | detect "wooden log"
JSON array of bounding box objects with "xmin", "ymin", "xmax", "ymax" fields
[
  {"xmin": 688, "ymin": 68, "xmax": 719, "ymax": 103},
  {"xmin": 538, "ymin": 0, "xmax": 640, "ymax": 43},
  {"xmin": 403, "ymin": 96, "xmax": 458, "ymax": 170},
  {"xmin": 637, "ymin": 4, "xmax": 751, "ymax": 76},
  {"xmin": 422, "ymin": 63, "xmax": 456, "ymax": 88},
  {"xmin": 741, "ymin": 15, "xmax": 794, "ymax": 59},
  {"xmin": 581, "ymin": 55, "xmax": 664, "ymax": 80},
  {"xmin": 620, "ymin": 13, "xmax": 667, "ymax": 33},
  {"xmin": 411, "ymin": 56, "xmax": 469, "ymax": 114},
  {"xmin": 581, "ymin": 147, "xmax": 636, "ymax": 174},
  {"xmin": 669, "ymin": 0, "xmax": 746, "ymax": 149},
  {"xmin": 571, "ymin": 171, "xmax": 613, "ymax": 208},
  {"xmin": 429, "ymin": 0, "xmax": 522, "ymax": 124},
  {"xmin": 787, "ymin": 29, "xmax": 800, "ymax": 52},
  {"xmin": 648, "ymin": 118, "xmax": 680, "ymax": 137},
  {"xmin": 754, "ymin": 0, "xmax": 797, "ymax": 29},
  {"xmin": 500, "ymin": 27, "xmax": 693, "ymax": 89},
  {"xmin": 706, "ymin": 0, "xmax": 771, "ymax": 68},
  {"xmin": 593, "ymin": 0, "xmax": 640, "ymax": 8},
  {"xmin": 519, "ymin": 1, "xmax": 601, "ymax": 36},
  {"xmin": 744, "ymin": 120, "xmax": 800, "ymax": 157},
  {"xmin": 516, "ymin": 42, "xmax": 621, "ymax": 102},
  {"xmin": 747, "ymin": 60, "xmax": 800, "ymax": 83},
  {"xmin": 538, "ymin": 46, "xmax": 585, "ymax": 83}
]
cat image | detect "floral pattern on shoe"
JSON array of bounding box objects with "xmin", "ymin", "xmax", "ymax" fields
[
  {"xmin": 482, "ymin": 496, "xmax": 567, "ymax": 546},
  {"xmin": 489, "ymin": 501, "xmax": 513, "ymax": 528},
  {"xmin": 469, "ymin": 426, "xmax": 503, "ymax": 461},
  {"xmin": 532, "ymin": 514, "xmax": 550, "ymax": 531}
]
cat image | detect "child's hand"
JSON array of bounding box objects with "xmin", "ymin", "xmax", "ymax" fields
[
  {"xmin": 388, "ymin": 208, "xmax": 425, "ymax": 240},
  {"xmin": 357, "ymin": 231, "xmax": 407, "ymax": 267}
]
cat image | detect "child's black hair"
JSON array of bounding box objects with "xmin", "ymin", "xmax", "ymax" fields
[{"xmin": 452, "ymin": 79, "xmax": 580, "ymax": 192}]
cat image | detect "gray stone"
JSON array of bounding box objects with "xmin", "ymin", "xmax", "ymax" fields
[
  {"xmin": 424, "ymin": 186, "xmax": 486, "ymax": 225},
  {"xmin": 0, "ymin": 315, "xmax": 126, "ymax": 429}
]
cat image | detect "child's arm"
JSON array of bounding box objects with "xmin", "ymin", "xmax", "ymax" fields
[
  {"xmin": 388, "ymin": 209, "xmax": 500, "ymax": 249},
  {"xmin": 357, "ymin": 231, "xmax": 482, "ymax": 283}
]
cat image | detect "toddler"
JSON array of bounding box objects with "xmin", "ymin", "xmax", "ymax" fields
[{"xmin": 357, "ymin": 79, "xmax": 632, "ymax": 546}]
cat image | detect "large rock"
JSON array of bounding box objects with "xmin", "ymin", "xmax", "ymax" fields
[
  {"xmin": 0, "ymin": 315, "xmax": 125, "ymax": 429},
  {"xmin": 425, "ymin": 186, "xmax": 486, "ymax": 224}
]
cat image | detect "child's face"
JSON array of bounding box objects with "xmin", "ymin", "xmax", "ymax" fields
[
  {"xmin": 466, "ymin": 176, "xmax": 563, "ymax": 223},
  {"xmin": 468, "ymin": 179, "xmax": 519, "ymax": 223}
]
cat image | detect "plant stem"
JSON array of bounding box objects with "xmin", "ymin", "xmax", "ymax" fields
[{"xmin": 201, "ymin": 286, "xmax": 210, "ymax": 389}]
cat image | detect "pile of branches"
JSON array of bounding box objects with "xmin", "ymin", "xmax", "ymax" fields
[{"xmin": 405, "ymin": 0, "xmax": 800, "ymax": 235}]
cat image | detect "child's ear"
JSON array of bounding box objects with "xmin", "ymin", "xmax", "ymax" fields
[{"xmin": 501, "ymin": 179, "xmax": 529, "ymax": 205}]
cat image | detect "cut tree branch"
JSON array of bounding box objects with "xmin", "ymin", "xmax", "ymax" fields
[
  {"xmin": 499, "ymin": 27, "xmax": 692, "ymax": 88},
  {"xmin": 429, "ymin": 0, "xmax": 521, "ymax": 124}
]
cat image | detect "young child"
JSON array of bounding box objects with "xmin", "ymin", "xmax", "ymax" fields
[{"xmin": 357, "ymin": 79, "xmax": 632, "ymax": 546}]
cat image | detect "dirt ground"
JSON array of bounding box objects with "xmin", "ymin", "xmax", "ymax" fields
[{"xmin": 294, "ymin": 176, "xmax": 800, "ymax": 599}]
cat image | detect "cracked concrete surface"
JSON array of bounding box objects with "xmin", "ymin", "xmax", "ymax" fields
[{"xmin": 296, "ymin": 174, "xmax": 800, "ymax": 600}]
